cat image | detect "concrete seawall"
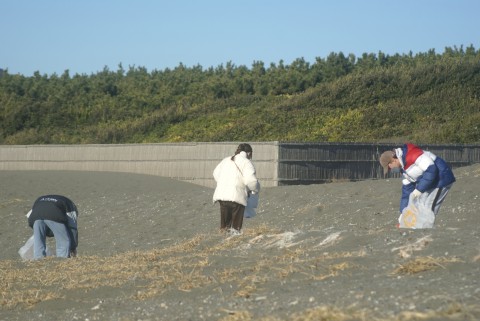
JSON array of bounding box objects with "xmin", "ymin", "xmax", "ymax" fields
[{"xmin": 0, "ymin": 143, "xmax": 279, "ymax": 188}]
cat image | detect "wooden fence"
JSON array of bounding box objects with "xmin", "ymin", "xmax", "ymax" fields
[{"xmin": 276, "ymin": 143, "xmax": 480, "ymax": 185}]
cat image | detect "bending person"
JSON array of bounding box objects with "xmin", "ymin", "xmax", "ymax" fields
[
  {"xmin": 379, "ymin": 143, "xmax": 455, "ymax": 219},
  {"xmin": 27, "ymin": 195, "xmax": 79, "ymax": 259}
]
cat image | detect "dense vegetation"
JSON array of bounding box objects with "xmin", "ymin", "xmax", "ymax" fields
[{"xmin": 1, "ymin": 45, "xmax": 479, "ymax": 144}]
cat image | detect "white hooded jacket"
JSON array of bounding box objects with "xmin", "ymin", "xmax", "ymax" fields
[{"xmin": 213, "ymin": 151, "xmax": 260, "ymax": 206}]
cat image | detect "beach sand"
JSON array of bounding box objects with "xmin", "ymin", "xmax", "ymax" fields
[{"xmin": 1, "ymin": 164, "xmax": 479, "ymax": 320}]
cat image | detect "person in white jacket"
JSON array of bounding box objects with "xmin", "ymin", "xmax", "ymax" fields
[{"xmin": 213, "ymin": 143, "xmax": 260, "ymax": 233}]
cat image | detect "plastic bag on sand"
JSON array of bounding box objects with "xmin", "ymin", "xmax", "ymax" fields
[
  {"xmin": 398, "ymin": 194, "xmax": 435, "ymax": 229},
  {"xmin": 18, "ymin": 235, "xmax": 35, "ymax": 260},
  {"xmin": 244, "ymin": 193, "xmax": 259, "ymax": 218},
  {"xmin": 18, "ymin": 235, "xmax": 53, "ymax": 260}
]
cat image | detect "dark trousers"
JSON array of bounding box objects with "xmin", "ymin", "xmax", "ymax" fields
[{"xmin": 219, "ymin": 201, "xmax": 245, "ymax": 231}]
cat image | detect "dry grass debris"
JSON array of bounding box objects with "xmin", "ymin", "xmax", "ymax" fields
[
  {"xmin": 0, "ymin": 226, "xmax": 362, "ymax": 311},
  {"xmin": 392, "ymin": 256, "xmax": 462, "ymax": 275}
]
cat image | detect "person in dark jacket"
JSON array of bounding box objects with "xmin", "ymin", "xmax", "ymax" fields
[
  {"xmin": 379, "ymin": 143, "xmax": 455, "ymax": 217},
  {"xmin": 27, "ymin": 195, "xmax": 79, "ymax": 259}
]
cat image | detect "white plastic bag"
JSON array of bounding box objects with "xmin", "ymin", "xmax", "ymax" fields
[
  {"xmin": 244, "ymin": 192, "xmax": 259, "ymax": 218},
  {"xmin": 244, "ymin": 207, "xmax": 256, "ymax": 218},
  {"xmin": 398, "ymin": 194, "xmax": 435, "ymax": 229},
  {"xmin": 18, "ymin": 235, "xmax": 35, "ymax": 260},
  {"xmin": 18, "ymin": 235, "xmax": 54, "ymax": 260}
]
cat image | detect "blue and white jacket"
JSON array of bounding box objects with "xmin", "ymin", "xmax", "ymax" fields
[{"xmin": 395, "ymin": 143, "xmax": 455, "ymax": 212}]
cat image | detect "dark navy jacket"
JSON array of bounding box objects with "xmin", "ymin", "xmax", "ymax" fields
[{"xmin": 28, "ymin": 195, "xmax": 79, "ymax": 250}]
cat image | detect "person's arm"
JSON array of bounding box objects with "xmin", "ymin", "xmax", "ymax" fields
[
  {"xmin": 213, "ymin": 159, "xmax": 224, "ymax": 182},
  {"xmin": 413, "ymin": 154, "xmax": 437, "ymax": 192},
  {"xmin": 415, "ymin": 164, "xmax": 438, "ymax": 192},
  {"xmin": 65, "ymin": 218, "xmax": 78, "ymax": 257},
  {"xmin": 242, "ymin": 161, "xmax": 260, "ymax": 193},
  {"xmin": 65, "ymin": 199, "xmax": 79, "ymax": 256},
  {"xmin": 69, "ymin": 227, "xmax": 78, "ymax": 255}
]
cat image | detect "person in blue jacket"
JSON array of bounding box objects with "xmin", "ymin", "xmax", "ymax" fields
[
  {"xmin": 27, "ymin": 195, "xmax": 79, "ymax": 259},
  {"xmin": 379, "ymin": 143, "xmax": 455, "ymax": 216}
]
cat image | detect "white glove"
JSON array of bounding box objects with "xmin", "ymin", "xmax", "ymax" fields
[{"xmin": 411, "ymin": 189, "xmax": 422, "ymax": 199}]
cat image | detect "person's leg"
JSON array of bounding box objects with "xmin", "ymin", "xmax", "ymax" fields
[
  {"xmin": 423, "ymin": 184, "xmax": 452, "ymax": 216},
  {"xmin": 219, "ymin": 201, "xmax": 232, "ymax": 230},
  {"xmin": 33, "ymin": 220, "xmax": 47, "ymax": 259},
  {"xmin": 44, "ymin": 220, "xmax": 71, "ymax": 258},
  {"xmin": 431, "ymin": 184, "xmax": 452, "ymax": 215},
  {"xmin": 231, "ymin": 202, "xmax": 246, "ymax": 231}
]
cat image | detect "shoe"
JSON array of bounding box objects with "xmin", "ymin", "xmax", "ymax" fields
[{"xmin": 226, "ymin": 228, "xmax": 242, "ymax": 236}]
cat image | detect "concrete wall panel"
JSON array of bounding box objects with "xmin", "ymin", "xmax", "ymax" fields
[{"xmin": 0, "ymin": 142, "xmax": 279, "ymax": 188}]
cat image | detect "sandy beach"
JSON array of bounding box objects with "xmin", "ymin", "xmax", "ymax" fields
[{"xmin": 1, "ymin": 164, "xmax": 479, "ymax": 320}]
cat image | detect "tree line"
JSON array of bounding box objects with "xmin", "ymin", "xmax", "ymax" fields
[{"xmin": 1, "ymin": 45, "xmax": 479, "ymax": 144}]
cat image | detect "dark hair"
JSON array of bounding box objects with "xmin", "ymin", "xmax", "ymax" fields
[{"xmin": 231, "ymin": 143, "xmax": 253, "ymax": 160}]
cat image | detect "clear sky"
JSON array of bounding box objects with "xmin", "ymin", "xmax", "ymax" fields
[{"xmin": 2, "ymin": 0, "xmax": 479, "ymax": 76}]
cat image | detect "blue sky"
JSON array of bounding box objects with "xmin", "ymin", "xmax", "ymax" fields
[{"xmin": 2, "ymin": 0, "xmax": 479, "ymax": 76}]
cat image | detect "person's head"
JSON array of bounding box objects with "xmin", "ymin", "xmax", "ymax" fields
[
  {"xmin": 232, "ymin": 143, "xmax": 253, "ymax": 160},
  {"xmin": 379, "ymin": 150, "xmax": 401, "ymax": 175}
]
